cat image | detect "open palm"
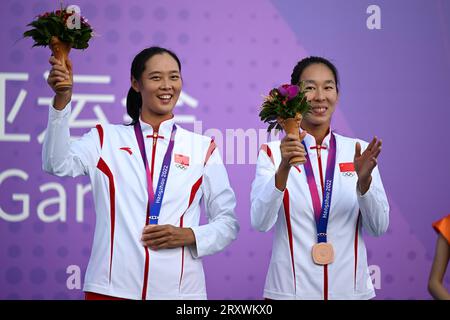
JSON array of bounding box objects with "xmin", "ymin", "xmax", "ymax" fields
[{"xmin": 354, "ymin": 137, "xmax": 382, "ymax": 182}]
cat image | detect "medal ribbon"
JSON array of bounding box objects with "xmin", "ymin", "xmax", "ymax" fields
[
  {"xmin": 302, "ymin": 133, "xmax": 336, "ymax": 243},
  {"xmin": 134, "ymin": 121, "xmax": 177, "ymax": 225}
]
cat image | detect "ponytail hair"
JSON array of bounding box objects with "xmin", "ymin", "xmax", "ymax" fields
[
  {"xmin": 126, "ymin": 46, "xmax": 182, "ymax": 125},
  {"xmin": 126, "ymin": 87, "xmax": 142, "ymax": 125}
]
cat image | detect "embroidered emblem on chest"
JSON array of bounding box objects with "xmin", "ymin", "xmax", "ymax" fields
[
  {"xmin": 174, "ymin": 153, "xmax": 189, "ymax": 171},
  {"xmin": 339, "ymin": 162, "xmax": 355, "ymax": 177}
]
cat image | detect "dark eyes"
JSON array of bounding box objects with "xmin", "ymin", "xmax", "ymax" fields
[
  {"xmin": 150, "ymin": 75, "xmax": 180, "ymax": 80},
  {"xmin": 304, "ymin": 86, "xmax": 335, "ymax": 91}
]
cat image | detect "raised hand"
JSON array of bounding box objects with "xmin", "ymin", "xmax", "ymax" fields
[
  {"xmin": 47, "ymin": 56, "xmax": 73, "ymax": 110},
  {"xmin": 279, "ymin": 131, "xmax": 308, "ymax": 169},
  {"xmin": 275, "ymin": 130, "xmax": 307, "ymax": 191},
  {"xmin": 354, "ymin": 136, "xmax": 382, "ymax": 194}
]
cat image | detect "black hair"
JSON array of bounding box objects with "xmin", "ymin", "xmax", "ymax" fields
[
  {"xmin": 290, "ymin": 56, "xmax": 339, "ymax": 93},
  {"xmin": 127, "ymin": 46, "xmax": 181, "ymax": 124}
]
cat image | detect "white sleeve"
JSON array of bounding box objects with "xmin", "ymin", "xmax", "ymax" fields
[
  {"xmin": 42, "ymin": 104, "xmax": 101, "ymax": 177},
  {"xmin": 189, "ymin": 148, "xmax": 239, "ymax": 258},
  {"xmin": 250, "ymin": 147, "xmax": 284, "ymax": 232},
  {"xmin": 357, "ymin": 164, "xmax": 390, "ymax": 236}
]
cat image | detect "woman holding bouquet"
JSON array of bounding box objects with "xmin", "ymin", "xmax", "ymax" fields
[
  {"xmin": 251, "ymin": 56, "xmax": 389, "ymax": 299},
  {"xmin": 44, "ymin": 46, "xmax": 239, "ymax": 299}
]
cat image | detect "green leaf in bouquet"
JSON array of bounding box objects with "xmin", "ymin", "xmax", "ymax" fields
[{"xmin": 23, "ymin": 7, "xmax": 94, "ymax": 49}]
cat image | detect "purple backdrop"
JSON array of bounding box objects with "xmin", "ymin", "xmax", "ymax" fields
[{"xmin": 1, "ymin": 0, "xmax": 449, "ymax": 300}]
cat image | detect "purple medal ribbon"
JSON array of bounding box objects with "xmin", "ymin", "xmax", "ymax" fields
[
  {"xmin": 134, "ymin": 121, "xmax": 177, "ymax": 225},
  {"xmin": 302, "ymin": 133, "xmax": 337, "ymax": 243}
]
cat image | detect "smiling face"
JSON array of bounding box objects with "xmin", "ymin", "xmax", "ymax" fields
[
  {"xmin": 131, "ymin": 52, "xmax": 182, "ymax": 123},
  {"xmin": 300, "ymin": 63, "xmax": 338, "ymax": 130}
]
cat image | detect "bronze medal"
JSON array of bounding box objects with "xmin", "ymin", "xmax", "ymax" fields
[{"xmin": 312, "ymin": 242, "xmax": 334, "ymax": 265}]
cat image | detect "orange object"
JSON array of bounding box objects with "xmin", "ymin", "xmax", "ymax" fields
[
  {"xmin": 312, "ymin": 242, "xmax": 335, "ymax": 265},
  {"xmin": 50, "ymin": 36, "xmax": 72, "ymax": 91},
  {"xmin": 433, "ymin": 214, "xmax": 450, "ymax": 244},
  {"xmin": 279, "ymin": 113, "xmax": 303, "ymax": 166}
]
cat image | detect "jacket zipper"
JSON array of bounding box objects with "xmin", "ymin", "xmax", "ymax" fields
[
  {"xmin": 142, "ymin": 131, "xmax": 159, "ymax": 300},
  {"xmin": 150, "ymin": 132, "xmax": 158, "ymax": 181}
]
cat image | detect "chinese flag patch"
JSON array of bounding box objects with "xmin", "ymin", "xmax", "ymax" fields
[
  {"xmin": 339, "ymin": 162, "xmax": 355, "ymax": 172},
  {"xmin": 175, "ymin": 154, "xmax": 190, "ymax": 166}
]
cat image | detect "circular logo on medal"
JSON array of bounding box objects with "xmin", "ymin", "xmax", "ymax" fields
[{"xmin": 312, "ymin": 243, "xmax": 334, "ymax": 265}]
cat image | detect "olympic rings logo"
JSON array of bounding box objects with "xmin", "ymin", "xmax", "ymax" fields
[
  {"xmin": 342, "ymin": 172, "xmax": 355, "ymax": 177},
  {"xmin": 175, "ymin": 163, "xmax": 188, "ymax": 170}
]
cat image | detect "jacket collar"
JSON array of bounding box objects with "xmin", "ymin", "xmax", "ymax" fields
[
  {"xmin": 300, "ymin": 127, "xmax": 332, "ymax": 150},
  {"xmin": 138, "ymin": 116, "xmax": 175, "ymax": 140}
]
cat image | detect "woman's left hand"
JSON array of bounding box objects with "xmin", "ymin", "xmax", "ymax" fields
[
  {"xmin": 141, "ymin": 224, "xmax": 196, "ymax": 250},
  {"xmin": 354, "ymin": 137, "xmax": 382, "ymax": 194}
]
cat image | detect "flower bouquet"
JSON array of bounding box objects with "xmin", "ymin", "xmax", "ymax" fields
[
  {"xmin": 259, "ymin": 84, "xmax": 311, "ymax": 165},
  {"xmin": 23, "ymin": 5, "xmax": 93, "ymax": 90}
]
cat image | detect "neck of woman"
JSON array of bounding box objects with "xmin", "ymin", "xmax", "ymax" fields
[
  {"xmin": 301, "ymin": 122, "xmax": 330, "ymax": 146},
  {"xmin": 140, "ymin": 109, "xmax": 173, "ymax": 132}
]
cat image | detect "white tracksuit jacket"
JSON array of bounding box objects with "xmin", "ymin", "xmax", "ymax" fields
[
  {"xmin": 43, "ymin": 104, "xmax": 239, "ymax": 300},
  {"xmin": 251, "ymin": 130, "xmax": 389, "ymax": 300}
]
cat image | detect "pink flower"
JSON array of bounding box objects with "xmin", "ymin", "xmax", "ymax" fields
[
  {"xmin": 38, "ymin": 12, "xmax": 50, "ymax": 18},
  {"xmin": 278, "ymin": 84, "xmax": 299, "ymax": 100}
]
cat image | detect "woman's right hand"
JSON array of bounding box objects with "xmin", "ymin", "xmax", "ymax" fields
[
  {"xmin": 279, "ymin": 131, "xmax": 308, "ymax": 170},
  {"xmin": 275, "ymin": 131, "xmax": 307, "ymax": 191},
  {"xmin": 47, "ymin": 56, "xmax": 73, "ymax": 110}
]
